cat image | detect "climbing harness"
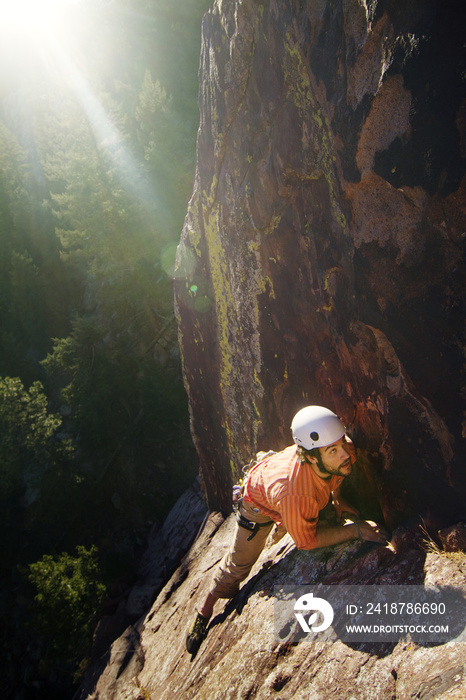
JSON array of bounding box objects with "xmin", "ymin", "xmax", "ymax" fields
[
  {"xmin": 232, "ymin": 450, "xmax": 276, "ymax": 540},
  {"xmin": 235, "ymin": 512, "xmax": 274, "ymax": 541},
  {"xmin": 232, "ymin": 450, "xmax": 276, "ymax": 511}
]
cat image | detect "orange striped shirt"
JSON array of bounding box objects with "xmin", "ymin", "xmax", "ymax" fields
[{"xmin": 243, "ymin": 444, "xmax": 354, "ymax": 550}]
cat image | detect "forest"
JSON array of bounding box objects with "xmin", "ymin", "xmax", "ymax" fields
[{"xmin": 0, "ymin": 1, "xmax": 212, "ymax": 697}]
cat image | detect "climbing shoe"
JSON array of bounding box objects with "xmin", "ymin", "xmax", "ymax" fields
[{"xmin": 186, "ymin": 612, "xmax": 208, "ymax": 654}]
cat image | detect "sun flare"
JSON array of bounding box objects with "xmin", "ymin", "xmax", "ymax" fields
[
  {"xmin": 0, "ymin": 0, "xmax": 85, "ymax": 86},
  {"xmin": 0, "ymin": 0, "xmax": 80, "ymax": 40}
]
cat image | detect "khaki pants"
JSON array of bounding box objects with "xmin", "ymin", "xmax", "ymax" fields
[{"xmin": 211, "ymin": 500, "xmax": 275, "ymax": 599}]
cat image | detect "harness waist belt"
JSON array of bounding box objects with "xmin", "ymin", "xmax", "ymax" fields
[
  {"xmin": 236, "ymin": 511, "xmax": 274, "ymax": 533},
  {"xmin": 236, "ymin": 511, "xmax": 274, "ymax": 542}
]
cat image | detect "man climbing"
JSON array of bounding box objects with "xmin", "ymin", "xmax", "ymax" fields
[{"xmin": 186, "ymin": 405, "xmax": 389, "ymax": 654}]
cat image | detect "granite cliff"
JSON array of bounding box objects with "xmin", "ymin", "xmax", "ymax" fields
[{"xmin": 174, "ymin": 0, "xmax": 465, "ymax": 529}]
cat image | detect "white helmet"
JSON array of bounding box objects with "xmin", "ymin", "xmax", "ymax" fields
[{"xmin": 291, "ymin": 406, "xmax": 345, "ymax": 449}]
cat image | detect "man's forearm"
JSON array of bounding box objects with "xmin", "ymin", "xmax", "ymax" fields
[
  {"xmin": 315, "ymin": 521, "xmax": 360, "ymax": 548},
  {"xmin": 315, "ymin": 518, "xmax": 390, "ymax": 548}
]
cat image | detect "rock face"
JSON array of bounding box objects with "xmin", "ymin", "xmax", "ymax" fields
[
  {"xmin": 78, "ymin": 494, "xmax": 466, "ymax": 700},
  {"xmin": 87, "ymin": 479, "xmax": 208, "ymax": 663},
  {"xmin": 174, "ymin": 0, "xmax": 466, "ymax": 525}
]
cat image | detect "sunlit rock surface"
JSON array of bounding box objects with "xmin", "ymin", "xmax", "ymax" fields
[
  {"xmin": 77, "ymin": 498, "xmax": 466, "ymax": 700},
  {"xmin": 174, "ymin": 0, "xmax": 466, "ymax": 526}
]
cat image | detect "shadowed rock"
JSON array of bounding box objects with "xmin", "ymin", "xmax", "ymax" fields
[{"xmin": 173, "ymin": 0, "xmax": 466, "ymax": 530}]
